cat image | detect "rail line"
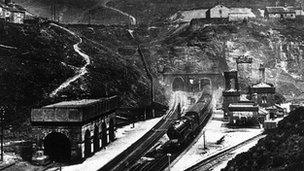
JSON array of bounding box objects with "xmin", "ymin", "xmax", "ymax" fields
[
  {"xmin": 0, "ymin": 163, "xmax": 15, "ymax": 170},
  {"xmin": 99, "ymin": 100, "xmax": 180, "ymax": 171},
  {"xmin": 185, "ymin": 133, "xmax": 265, "ymax": 171},
  {"xmin": 132, "ymin": 110, "xmax": 212, "ymax": 171}
]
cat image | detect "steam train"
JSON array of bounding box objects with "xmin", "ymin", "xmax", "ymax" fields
[
  {"xmin": 131, "ymin": 88, "xmax": 213, "ymax": 170},
  {"xmin": 167, "ymin": 91, "xmax": 212, "ymax": 146}
]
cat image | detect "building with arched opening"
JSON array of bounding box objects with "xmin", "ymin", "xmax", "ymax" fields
[{"xmin": 31, "ymin": 96, "xmax": 119, "ymax": 162}]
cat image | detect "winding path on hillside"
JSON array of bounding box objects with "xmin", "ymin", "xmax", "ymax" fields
[
  {"xmin": 49, "ymin": 23, "xmax": 91, "ymax": 97},
  {"xmin": 88, "ymin": 0, "xmax": 136, "ymax": 25},
  {"xmin": 103, "ymin": 0, "xmax": 136, "ymax": 25}
]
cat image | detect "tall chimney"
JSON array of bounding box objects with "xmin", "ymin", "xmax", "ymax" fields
[
  {"xmin": 259, "ymin": 64, "xmax": 266, "ymax": 83},
  {"xmin": 5, "ymin": 0, "xmax": 12, "ymax": 5}
]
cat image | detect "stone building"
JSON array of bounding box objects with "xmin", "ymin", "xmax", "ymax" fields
[
  {"xmin": 31, "ymin": 96, "xmax": 119, "ymax": 162},
  {"xmin": 228, "ymin": 103, "xmax": 268, "ymax": 127},
  {"xmin": 229, "ymin": 8, "xmax": 256, "ymax": 21},
  {"xmin": 206, "ymin": 5, "xmax": 230, "ymax": 19},
  {"xmin": 0, "ymin": 1, "xmax": 25, "ymax": 24},
  {"xmin": 249, "ymin": 66, "xmax": 276, "ymax": 107},
  {"xmin": 265, "ymin": 7, "xmax": 296, "ymax": 19},
  {"xmin": 287, "ymin": 6, "xmax": 304, "ymax": 16},
  {"xmin": 222, "ymin": 71, "xmax": 240, "ymax": 118}
]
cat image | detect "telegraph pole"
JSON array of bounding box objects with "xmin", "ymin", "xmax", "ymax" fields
[
  {"xmin": 0, "ymin": 106, "xmax": 5, "ymax": 161},
  {"xmin": 203, "ymin": 130, "xmax": 206, "ymax": 149},
  {"xmin": 88, "ymin": 10, "xmax": 91, "ymax": 25}
]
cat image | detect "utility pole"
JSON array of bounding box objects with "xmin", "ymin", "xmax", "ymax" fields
[
  {"xmin": 127, "ymin": 29, "xmax": 155, "ymax": 119},
  {"xmin": 88, "ymin": 10, "xmax": 91, "ymax": 25},
  {"xmin": 0, "ymin": 106, "xmax": 5, "ymax": 161},
  {"xmin": 167, "ymin": 153, "xmax": 172, "ymax": 171},
  {"xmin": 52, "ymin": 4, "xmax": 55, "ymax": 21},
  {"xmin": 203, "ymin": 130, "xmax": 206, "ymax": 149}
]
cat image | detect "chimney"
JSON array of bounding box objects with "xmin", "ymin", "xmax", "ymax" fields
[
  {"xmin": 224, "ymin": 71, "xmax": 239, "ymax": 91},
  {"xmin": 259, "ymin": 64, "xmax": 266, "ymax": 83},
  {"xmin": 5, "ymin": 0, "xmax": 12, "ymax": 5}
]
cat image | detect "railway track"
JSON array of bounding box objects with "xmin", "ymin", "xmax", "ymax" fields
[
  {"xmin": 99, "ymin": 101, "xmax": 180, "ymax": 171},
  {"xmin": 185, "ymin": 133, "xmax": 265, "ymax": 171},
  {"xmin": 132, "ymin": 111, "xmax": 212, "ymax": 171}
]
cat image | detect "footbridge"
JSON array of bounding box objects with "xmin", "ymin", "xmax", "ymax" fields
[{"xmin": 161, "ymin": 72, "xmax": 224, "ymax": 92}]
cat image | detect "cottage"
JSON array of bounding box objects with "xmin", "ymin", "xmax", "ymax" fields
[
  {"xmin": 265, "ymin": 7, "xmax": 296, "ymax": 19},
  {"xmin": 229, "ymin": 8, "xmax": 256, "ymax": 21},
  {"xmin": 287, "ymin": 6, "xmax": 304, "ymax": 16},
  {"xmin": 206, "ymin": 5, "xmax": 230, "ymax": 19},
  {"xmin": 0, "ymin": 1, "xmax": 26, "ymax": 24}
]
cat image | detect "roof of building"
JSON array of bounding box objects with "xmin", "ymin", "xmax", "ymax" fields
[
  {"xmin": 252, "ymin": 82, "xmax": 273, "ymax": 88},
  {"xmin": 228, "ymin": 103, "xmax": 259, "ymax": 111},
  {"xmin": 43, "ymin": 99, "xmax": 108, "ymax": 108},
  {"xmin": 266, "ymin": 104, "xmax": 284, "ymax": 110},
  {"xmin": 266, "ymin": 6, "xmax": 295, "ymax": 14},
  {"xmin": 287, "ymin": 6, "xmax": 303, "ymax": 11}
]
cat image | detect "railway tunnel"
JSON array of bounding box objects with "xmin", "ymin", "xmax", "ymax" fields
[
  {"xmin": 164, "ymin": 73, "xmax": 223, "ymax": 93},
  {"xmin": 44, "ymin": 132, "xmax": 71, "ymax": 162},
  {"xmin": 172, "ymin": 77, "xmax": 186, "ymax": 91}
]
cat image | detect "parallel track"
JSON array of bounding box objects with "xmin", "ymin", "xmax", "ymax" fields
[
  {"xmin": 99, "ymin": 102, "xmax": 179, "ymax": 171},
  {"xmin": 185, "ymin": 134, "xmax": 265, "ymax": 171},
  {"xmin": 132, "ymin": 110, "xmax": 212, "ymax": 171}
]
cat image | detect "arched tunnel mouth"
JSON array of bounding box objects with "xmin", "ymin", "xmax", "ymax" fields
[
  {"xmin": 172, "ymin": 77, "xmax": 186, "ymax": 91},
  {"xmin": 44, "ymin": 132, "xmax": 71, "ymax": 163}
]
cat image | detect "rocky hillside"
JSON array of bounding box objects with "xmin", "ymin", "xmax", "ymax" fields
[
  {"xmin": 14, "ymin": 0, "xmax": 130, "ymax": 25},
  {"xmin": 0, "ymin": 21, "xmax": 157, "ymax": 140},
  {"xmin": 0, "ymin": 21, "xmax": 80, "ymax": 133},
  {"xmin": 223, "ymin": 107, "xmax": 304, "ymax": 170}
]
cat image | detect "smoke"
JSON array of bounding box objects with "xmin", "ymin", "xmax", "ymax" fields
[
  {"xmin": 167, "ymin": 90, "xmax": 205, "ymax": 115},
  {"xmin": 211, "ymin": 87, "xmax": 224, "ymax": 110}
]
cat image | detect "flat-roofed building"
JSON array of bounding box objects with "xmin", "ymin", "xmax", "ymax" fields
[{"xmin": 31, "ymin": 96, "xmax": 120, "ymax": 162}]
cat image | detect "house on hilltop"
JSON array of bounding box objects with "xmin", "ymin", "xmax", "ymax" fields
[
  {"xmin": 0, "ymin": 0, "xmax": 26, "ymax": 24},
  {"xmin": 229, "ymin": 8, "xmax": 256, "ymax": 21},
  {"xmin": 265, "ymin": 6, "xmax": 296, "ymax": 19},
  {"xmin": 206, "ymin": 5, "xmax": 230, "ymax": 19},
  {"xmin": 286, "ymin": 6, "xmax": 304, "ymax": 16},
  {"xmin": 171, "ymin": 5, "xmax": 256, "ymax": 23}
]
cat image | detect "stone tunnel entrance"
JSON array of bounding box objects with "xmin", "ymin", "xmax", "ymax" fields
[
  {"xmin": 172, "ymin": 77, "xmax": 186, "ymax": 91},
  {"xmin": 44, "ymin": 132, "xmax": 71, "ymax": 162},
  {"xmin": 200, "ymin": 78, "xmax": 212, "ymax": 92}
]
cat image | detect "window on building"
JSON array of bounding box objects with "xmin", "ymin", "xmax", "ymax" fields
[
  {"xmin": 230, "ymin": 78, "xmax": 235, "ymax": 90},
  {"xmin": 262, "ymin": 96, "xmax": 267, "ymax": 104},
  {"xmin": 219, "ymin": 9, "xmax": 222, "ymax": 17}
]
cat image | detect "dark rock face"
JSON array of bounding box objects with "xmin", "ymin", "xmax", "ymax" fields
[{"xmin": 223, "ymin": 107, "xmax": 304, "ymax": 171}]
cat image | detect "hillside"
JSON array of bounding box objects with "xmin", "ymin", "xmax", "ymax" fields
[
  {"xmin": 223, "ymin": 107, "xmax": 304, "ymax": 170},
  {"xmin": 0, "ymin": 21, "xmax": 159, "ymax": 140},
  {"xmin": 14, "ymin": 0, "xmax": 304, "ymax": 24},
  {"xmin": 0, "ymin": 21, "xmax": 80, "ymax": 134}
]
